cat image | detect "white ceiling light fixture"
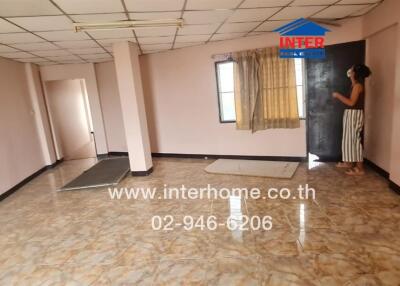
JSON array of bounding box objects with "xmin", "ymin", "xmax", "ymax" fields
[{"xmin": 73, "ymin": 19, "xmax": 184, "ymax": 32}]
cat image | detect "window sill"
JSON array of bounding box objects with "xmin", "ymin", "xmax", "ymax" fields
[{"xmin": 220, "ymin": 118, "xmax": 307, "ymax": 124}]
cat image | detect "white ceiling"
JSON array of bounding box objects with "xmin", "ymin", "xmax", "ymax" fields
[{"xmin": 0, "ymin": 0, "xmax": 383, "ymax": 65}]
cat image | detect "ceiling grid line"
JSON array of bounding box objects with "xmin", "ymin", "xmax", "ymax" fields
[
  {"xmin": 0, "ymin": 16, "xmax": 87, "ymax": 64},
  {"xmin": 120, "ymin": 0, "xmax": 143, "ymax": 55},
  {"xmin": 245, "ymin": 0, "xmax": 298, "ymax": 36},
  {"xmin": 47, "ymin": 0, "xmax": 112, "ymax": 59},
  {"xmin": 171, "ymin": 0, "xmax": 188, "ymax": 50},
  {"xmin": 204, "ymin": 0, "xmax": 248, "ymax": 44},
  {"xmin": 0, "ymin": 42, "xmax": 57, "ymax": 63}
]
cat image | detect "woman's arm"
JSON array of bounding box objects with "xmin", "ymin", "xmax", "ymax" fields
[{"xmin": 332, "ymin": 84, "xmax": 362, "ymax": 107}]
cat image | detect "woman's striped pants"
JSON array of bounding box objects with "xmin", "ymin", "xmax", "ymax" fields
[{"xmin": 342, "ymin": 109, "xmax": 364, "ymax": 162}]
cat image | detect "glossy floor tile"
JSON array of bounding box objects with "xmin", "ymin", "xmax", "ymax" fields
[{"xmin": 0, "ymin": 157, "xmax": 399, "ymax": 285}]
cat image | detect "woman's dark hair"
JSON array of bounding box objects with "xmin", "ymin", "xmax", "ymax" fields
[{"xmin": 353, "ymin": 64, "xmax": 371, "ymax": 83}]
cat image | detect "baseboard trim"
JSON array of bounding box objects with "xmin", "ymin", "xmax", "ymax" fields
[
  {"xmin": 0, "ymin": 159, "xmax": 63, "ymax": 202},
  {"xmin": 151, "ymin": 152, "xmax": 306, "ymax": 162},
  {"xmin": 97, "ymin": 153, "xmax": 110, "ymax": 159},
  {"xmin": 389, "ymin": 180, "xmax": 400, "ymax": 195},
  {"xmin": 131, "ymin": 167, "xmax": 153, "ymax": 176},
  {"xmin": 364, "ymin": 158, "xmax": 390, "ymax": 179},
  {"xmin": 108, "ymin": 152, "xmax": 129, "ymax": 157}
]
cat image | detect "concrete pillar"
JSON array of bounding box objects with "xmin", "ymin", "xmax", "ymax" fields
[{"xmin": 113, "ymin": 41, "xmax": 153, "ymax": 175}]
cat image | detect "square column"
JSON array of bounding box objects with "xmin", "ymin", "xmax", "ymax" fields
[{"xmin": 113, "ymin": 41, "xmax": 153, "ymax": 175}]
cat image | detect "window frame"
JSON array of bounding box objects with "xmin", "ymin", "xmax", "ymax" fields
[
  {"xmin": 214, "ymin": 59, "xmax": 307, "ymax": 123},
  {"xmin": 215, "ymin": 60, "xmax": 236, "ymax": 123},
  {"xmin": 295, "ymin": 58, "xmax": 307, "ymax": 120}
]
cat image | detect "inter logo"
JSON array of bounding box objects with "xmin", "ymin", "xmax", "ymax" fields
[{"xmin": 273, "ymin": 18, "xmax": 330, "ymax": 59}]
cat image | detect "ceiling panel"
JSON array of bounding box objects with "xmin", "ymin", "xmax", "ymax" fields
[
  {"xmin": 37, "ymin": 61, "xmax": 57, "ymax": 65},
  {"xmin": 10, "ymin": 42, "xmax": 59, "ymax": 51},
  {"xmin": 88, "ymin": 29, "xmax": 134, "ymax": 40},
  {"xmin": 218, "ymin": 22, "xmax": 261, "ymax": 33},
  {"xmin": 0, "ymin": 44, "xmax": 18, "ymax": 53},
  {"xmin": 7, "ymin": 16, "xmax": 73, "ymax": 32},
  {"xmin": 0, "ymin": 51, "xmax": 33, "ymax": 58},
  {"xmin": 54, "ymin": 40, "xmax": 99, "ymax": 48},
  {"xmin": 240, "ymin": 0, "xmax": 292, "ymax": 8},
  {"xmin": 125, "ymin": 0, "xmax": 185, "ymax": 12},
  {"xmin": 80, "ymin": 53, "xmax": 111, "ymax": 60},
  {"xmin": 32, "ymin": 49, "xmax": 72, "ymax": 57},
  {"xmin": 228, "ymin": 7, "xmax": 280, "ymax": 22},
  {"xmin": 178, "ymin": 24, "xmax": 219, "ymax": 35},
  {"xmin": 254, "ymin": 20, "xmax": 289, "ymax": 31},
  {"xmin": 175, "ymin": 34, "xmax": 210, "ymax": 42},
  {"xmin": 134, "ymin": 26, "xmax": 177, "ymax": 37},
  {"xmin": 54, "ymin": 60, "xmax": 84, "ymax": 64},
  {"xmin": 270, "ymin": 5, "xmax": 326, "ymax": 20},
  {"xmin": 104, "ymin": 46, "xmax": 113, "ymax": 52},
  {"xmin": 186, "ymin": 0, "xmax": 242, "ymax": 10},
  {"xmin": 247, "ymin": 31, "xmax": 265, "ymax": 36},
  {"xmin": 183, "ymin": 10, "xmax": 233, "ymax": 25},
  {"xmin": 52, "ymin": 0, "xmax": 124, "ymax": 14},
  {"xmin": 210, "ymin": 32, "xmax": 246, "ymax": 41},
  {"xmin": 129, "ymin": 12, "xmax": 181, "ymax": 20},
  {"xmin": 141, "ymin": 43, "xmax": 172, "ymax": 51},
  {"xmin": 91, "ymin": 58, "xmax": 113, "ymax": 63},
  {"xmin": 290, "ymin": 0, "xmax": 338, "ymax": 5},
  {"xmin": 36, "ymin": 30, "xmax": 90, "ymax": 41},
  {"xmin": 71, "ymin": 13, "xmax": 128, "ymax": 23},
  {"xmin": 0, "ymin": 0, "xmax": 62, "ymax": 17},
  {"xmin": 0, "ymin": 32, "xmax": 45, "ymax": 44},
  {"xmin": 97, "ymin": 38, "xmax": 137, "ymax": 46},
  {"xmin": 138, "ymin": 36, "xmax": 174, "ymax": 44},
  {"xmin": 350, "ymin": 3, "xmax": 379, "ymax": 16},
  {"xmin": 68, "ymin": 47, "xmax": 106, "ymax": 54},
  {"xmin": 338, "ymin": 0, "xmax": 380, "ymax": 3},
  {"xmin": 174, "ymin": 42, "xmax": 203, "ymax": 48},
  {"xmin": 313, "ymin": 4, "xmax": 370, "ymax": 18},
  {"xmin": 46, "ymin": 55, "xmax": 81, "ymax": 61},
  {"xmin": 16, "ymin": 57, "xmax": 50, "ymax": 63},
  {"xmin": 0, "ymin": 19, "xmax": 24, "ymax": 33}
]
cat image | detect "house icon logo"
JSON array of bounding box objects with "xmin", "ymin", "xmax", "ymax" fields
[{"xmin": 273, "ymin": 18, "xmax": 330, "ymax": 59}]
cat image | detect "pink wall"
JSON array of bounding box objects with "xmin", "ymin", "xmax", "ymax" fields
[
  {"xmin": 0, "ymin": 58, "xmax": 45, "ymax": 195},
  {"xmin": 95, "ymin": 61, "xmax": 127, "ymax": 152},
  {"xmin": 138, "ymin": 18, "xmax": 362, "ymax": 157},
  {"xmin": 363, "ymin": 0, "xmax": 400, "ymax": 185},
  {"xmin": 364, "ymin": 25, "xmax": 397, "ymax": 171}
]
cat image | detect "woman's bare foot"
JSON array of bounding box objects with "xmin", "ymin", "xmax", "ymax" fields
[
  {"xmin": 346, "ymin": 167, "xmax": 365, "ymax": 176},
  {"xmin": 336, "ymin": 162, "xmax": 352, "ymax": 168}
]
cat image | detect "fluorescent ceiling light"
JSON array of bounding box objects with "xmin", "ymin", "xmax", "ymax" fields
[{"xmin": 73, "ymin": 19, "xmax": 184, "ymax": 32}]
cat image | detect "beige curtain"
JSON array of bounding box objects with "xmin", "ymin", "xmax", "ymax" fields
[{"xmin": 233, "ymin": 46, "xmax": 300, "ymax": 132}]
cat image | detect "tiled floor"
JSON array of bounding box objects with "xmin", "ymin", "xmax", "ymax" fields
[{"xmin": 0, "ymin": 157, "xmax": 399, "ymax": 285}]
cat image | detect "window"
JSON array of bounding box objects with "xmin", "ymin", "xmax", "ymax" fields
[
  {"xmin": 215, "ymin": 59, "xmax": 306, "ymax": 122},
  {"xmin": 294, "ymin": 58, "xmax": 306, "ymax": 119},
  {"xmin": 215, "ymin": 61, "xmax": 236, "ymax": 122}
]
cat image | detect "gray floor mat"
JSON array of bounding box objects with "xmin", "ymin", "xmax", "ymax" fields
[
  {"xmin": 59, "ymin": 157, "xmax": 130, "ymax": 191},
  {"xmin": 205, "ymin": 159, "xmax": 299, "ymax": 178}
]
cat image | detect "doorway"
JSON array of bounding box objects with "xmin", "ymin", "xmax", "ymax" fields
[
  {"xmin": 45, "ymin": 79, "xmax": 96, "ymax": 160},
  {"xmin": 306, "ymin": 40, "xmax": 366, "ymax": 161}
]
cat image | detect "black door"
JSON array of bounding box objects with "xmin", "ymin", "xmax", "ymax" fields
[{"xmin": 306, "ymin": 40, "xmax": 365, "ymax": 161}]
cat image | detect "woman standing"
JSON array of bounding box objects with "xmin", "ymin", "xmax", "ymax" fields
[{"xmin": 333, "ymin": 64, "xmax": 371, "ymax": 176}]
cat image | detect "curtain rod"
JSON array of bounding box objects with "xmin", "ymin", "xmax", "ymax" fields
[{"xmin": 211, "ymin": 46, "xmax": 277, "ymax": 60}]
